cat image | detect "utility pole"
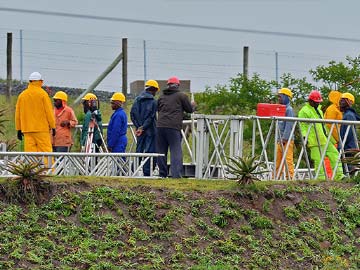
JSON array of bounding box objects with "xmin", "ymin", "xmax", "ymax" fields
[
  {"xmin": 143, "ymin": 40, "xmax": 147, "ymax": 83},
  {"xmin": 20, "ymin": 29, "xmax": 23, "ymax": 83},
  {"xmin": 243, "ymin": 46, "xmax": 249, "ymax": 79},
  {"xmin": 73, "ymin": 38, "xmax": 128, "ymax": 105},
  {"xmin": 275, "ymin": 51, "xmax": 279, "ymax": 83},
  {"xmin": 122, "ymin": 38, "xmax": 128, "ymax": 97},
  {"xmin": 6, "ymin": 32, "xmax": 12, "ymax": 102}
]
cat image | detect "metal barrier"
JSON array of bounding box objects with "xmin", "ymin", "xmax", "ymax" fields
[
  {"xmin": 194, "ymin": 114, "xmax": 359, "ymax": 180},
  {"xmin": 1, "ymin": 116, "xmax": 358, "ymax": 180},
  {"xmin": 0, "ymin": 152, "xmax": 163, "ymax": 177},
  {"xmin": 73, "ymin": 120, "xmax": 195, "ymax": 163}
]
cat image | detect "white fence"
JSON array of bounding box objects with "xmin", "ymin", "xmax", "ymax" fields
[{"xmin": 0, "ymin": 115, "xmax": 359, "ymax": 180}]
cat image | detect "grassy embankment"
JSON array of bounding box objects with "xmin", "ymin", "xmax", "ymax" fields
[{"xmin": 0, "ymin": 177, "xmax": 359, "ymax": 270}]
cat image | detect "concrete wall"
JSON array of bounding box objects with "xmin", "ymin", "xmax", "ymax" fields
[{"xmin": 130, "ymin": 80, "xmax": 191, "ymax": 97}]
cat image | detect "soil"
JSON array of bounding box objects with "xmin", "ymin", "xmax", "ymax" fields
[{"xmin": 0, "ymin": 179, "xmax": 359, "ymax": 270}]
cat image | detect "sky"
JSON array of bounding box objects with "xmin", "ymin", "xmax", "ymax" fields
[{"xmin": 0, "ymin": 0, "xmax": 360, "ymax": 93}]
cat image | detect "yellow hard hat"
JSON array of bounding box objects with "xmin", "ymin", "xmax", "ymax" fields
[
  {"xmin": 341, "ymin": 92, "xmax": 355, "ymax": 103},
  {"xmin": 145, "ymin": 80, "xmax": 160, "ymax": 91},
  {"xmin": 111, "ymin": 92, "xmax": 126, "ymax": 102},
  {"xmin": 53, "ymin": 91, "xmax": 68, "ymax": 102},
  {"xmin": 82, "ymin": 93, "xmax": 97, "ymax": 101},
  {"xmin": 278, "ymin": 88, "xmax": 293, "ymax": 98}
]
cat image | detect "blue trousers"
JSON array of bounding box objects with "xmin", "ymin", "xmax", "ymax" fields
[
  {"xmin": 136, "ymin": 134, "xmax": 156, "ymax": 176},
  {"xmin": 156, "ymin": 127, "xmax": 183, "ymax": 178}
]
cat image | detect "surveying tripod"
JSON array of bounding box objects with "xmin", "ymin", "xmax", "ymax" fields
[
  {"xmin": 82, "ymin": 112, "xmax": 109, "ymax": 174},
  {"xmin": 83, "ymin": 112, "xmax": 108, "ymax": 154}
]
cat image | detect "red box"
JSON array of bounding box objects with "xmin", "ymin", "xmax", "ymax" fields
[{"xmin": 256, "ymin": 103, "xmax": 286, "ymax": 117}]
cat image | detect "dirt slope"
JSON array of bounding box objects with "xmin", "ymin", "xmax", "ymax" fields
[{"xmin": 0, "ymin": 180, "xmax": 359, "ymax": 270}]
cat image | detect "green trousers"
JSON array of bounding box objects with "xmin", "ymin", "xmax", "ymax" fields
[{"xmin": 309, "ymin": 144, "xmax": 344, "ymax": 180}]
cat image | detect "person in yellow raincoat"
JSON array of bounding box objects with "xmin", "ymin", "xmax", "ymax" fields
[
  {"xmin": 15, "ymin": 72, "xmax": 56, "ymax": 153},
  {"xmin": 323, "ymin": 90, "xmax": 343, "ymax": 179},
  {"xmin": 324, "ymin": 90, "xmax": 343, "ymax": 143}
]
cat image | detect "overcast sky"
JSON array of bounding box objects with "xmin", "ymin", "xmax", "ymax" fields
[{"xmin": 0, "ymin": 0, "xmax": 359, "ymax": 92}]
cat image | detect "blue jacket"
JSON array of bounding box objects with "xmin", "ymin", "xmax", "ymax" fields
[
  {"xmin": 340, "ymin": 107, "xmax": 360, "ymax": 150},
  {"xmin": 130, "ymin": 91, "xmax": 157, "ymax": 136},
  {"xmin": 278, "ymin": 95, "xmax": 295, "ymax": 141},
  {"xmin": 107, "ymin": 108, "xmax": 128, "ymax": 152}
]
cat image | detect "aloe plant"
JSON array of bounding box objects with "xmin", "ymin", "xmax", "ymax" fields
[
  {"xmin": 0, "ymin": 160, "xmax": 50, "ymax": 203},
  {"xmin": 225, "ymin": 156, "xmax": 269, "ymax": 185},
  {"xmin": 341, "ymin": 149, "xmax": 360, "ymax": 179}
]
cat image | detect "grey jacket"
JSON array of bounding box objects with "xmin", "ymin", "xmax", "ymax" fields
[{"xmin": 157, "ymin": 89, "xmax": 194, "ymax": 130}]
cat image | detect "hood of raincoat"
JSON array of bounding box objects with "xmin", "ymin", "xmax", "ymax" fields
[{"xmin": 328, "ymin": 90, "xmax": 341, "ymax": 108}]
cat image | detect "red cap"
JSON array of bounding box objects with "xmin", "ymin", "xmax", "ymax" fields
[
  {"xmin": 308, "ymin": 90, "xmax": 323, "ymax": 103},
  {"xmin": 167, "ymin": 76, "xmax": 180, "ymax": 85}
]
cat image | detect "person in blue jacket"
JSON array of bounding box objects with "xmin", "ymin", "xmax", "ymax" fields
[
  {"xmin": 339, "ymin": 92, "xmax": 360, "ymax": 175},
  {"xmin": 107, "ymin": 93, "xmax": 127, "ymax": 153},
  {"xmin": 130, "ymin": 80, "xmax": 159, "ymax": 176}
]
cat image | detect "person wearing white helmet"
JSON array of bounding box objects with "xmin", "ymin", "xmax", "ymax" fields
[
  {"xmin": 52, "ymin": 91, "xmax": 78, "ymax": 152},
  {"xmin": 15, "ymin": 72, "xmax": 56, "ymax": 153}
]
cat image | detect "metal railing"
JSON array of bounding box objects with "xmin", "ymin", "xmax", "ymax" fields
[
  {"xmin": 73, "ymin": 120, "xmax": 196, "ymax": 163},
  {"xmin": 193, "ymin": 114, "xmax": 359, "ymax": 180},
  {"xmin": 1, "ymin": 115, "xmax": 359, "ymax": 180},
  {"xmin": 0, "ymin": 152, "xmax": 163, "ymax": 177}
]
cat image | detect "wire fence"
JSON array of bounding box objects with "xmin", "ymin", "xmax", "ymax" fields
[{"xmin": 0, "ymin": 28, "xmax": 355, "ymax": 93}]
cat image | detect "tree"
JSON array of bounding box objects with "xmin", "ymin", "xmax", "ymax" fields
[
  {"xmin": 196, "ymin": 73, "xmax": 277, "ymax": 115},
  {"xmin": 279, "ymin": 73, "xmax": 314, "ymax": 106},
  {"xmin": 310, "ymin": 55, "xmax": 360, "ymax": 111}
]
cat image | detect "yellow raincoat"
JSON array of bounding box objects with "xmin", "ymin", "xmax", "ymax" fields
[
  {"xmin": 15, "ymin": 81, "xmax": 55, "ymax": 152},
  {"xmin": 324, "ymin": 90, "xmax": 342, "ymax": 143}
]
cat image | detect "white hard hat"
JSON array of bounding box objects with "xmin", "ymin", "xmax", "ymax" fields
[{"xmin": 29, "ymin": 72, "xmax": 43, "ymax": 81}]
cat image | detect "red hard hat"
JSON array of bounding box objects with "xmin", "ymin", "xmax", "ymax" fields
[
  {"xmin": 167, "ymin": 76, "xmax": 180, "ymax": 85},
  {"xmin": 308, "ymin": 90, "xmax": 323, "ymax": 103}
]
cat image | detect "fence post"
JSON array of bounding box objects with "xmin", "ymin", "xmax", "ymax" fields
[
  {"xmin": 6, "ymin": 32, "xmax": 12, "ymax": 102},
  {"xmin": 195, "ymin": 117, "xmax": 205, "ymax": 178},
  {"xmin": 243, "ymin": 46, "xmax": 249, "ymax": 79},
  {"xmin": 122, "ymin": 38, "xmax": 128, "ymax": 96},
  {"xmin": 0, "ymin": 143, "xmax": 7, "ymax": 152}
]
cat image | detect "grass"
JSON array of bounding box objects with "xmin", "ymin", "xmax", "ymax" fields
[{"xmin": 0, "ymin": 178, "xmax": 359, "ymax": 269}]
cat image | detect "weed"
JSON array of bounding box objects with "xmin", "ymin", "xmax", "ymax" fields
[
  {"xmin": 211, "ymin": 214, "xmax": 228, "ymax": 228},
  {"xmin": 240, "ymin": 224, "xmax": 254, "ymax": 235},
  {"xmin": 284, "ymin": 206, "xmax": 301, "ymax": 220},
  {"xmin": 168, "ymin": 190, "xmax": 186, "ymax": 201},
  {"xmin": 262, "ymin": 199, "xmax": 273, "ymax": 213},
  {"xmin": 249, "ymin": 215, "xmax": 273, "ymax": 229}
]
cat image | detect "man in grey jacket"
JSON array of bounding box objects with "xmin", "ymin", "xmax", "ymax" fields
[{"xmin": 156, "ymin": 76, "xmax": 195, "ymax": 178}]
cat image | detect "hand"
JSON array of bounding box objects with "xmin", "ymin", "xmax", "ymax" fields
[
  {"xmin": 17, "ymin": 130, "xmax": 23, "ymax": 141},
  {"xmin": 135, "ymin": 127, "xmax": 144, "ymax": 137},
  {"xmin": 60, "ymin": 120, "xmax": 70, "ymax": 127},
  {"xmin": 191, "ymin": 101, "xmax": 197, "ymax": 112},
  {"xmin": 52, "ymin": 128, "xmax": 56, "ymax": 137},
  {"xmin": 81, "ymin": 146, "xmax": 85, "ymax": 152},
  {"xmin": 135, "ymin": 129, "xmax": 143, "ymax": 137}
]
